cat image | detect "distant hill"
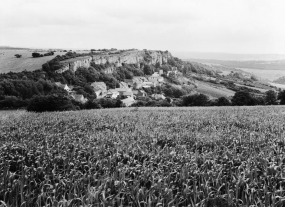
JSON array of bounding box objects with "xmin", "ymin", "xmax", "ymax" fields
[
  {"xmin": 172, "ymin": 51, "xmax": 285, "ymax": 61},
  {"xmin": 0, "ymin": 46, "xmax": 31, "ymax": 50},
  {"xmin": 273, "ymin": 76, "xmax": 285, "ymax": 84}
]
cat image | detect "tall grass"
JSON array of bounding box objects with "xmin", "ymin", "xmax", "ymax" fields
[{"xmin": 1, "ymin": 106, "xmax": 285, "ymax": 206}]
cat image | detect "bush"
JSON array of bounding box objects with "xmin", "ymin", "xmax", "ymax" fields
[
  {"xmin": 32, "ymin": 53, "xmax": 42, "ymax": 58},
  {"xmin": 215, "ymin": 97, "xmax": 231, "ymax": 106},
  {"xmin": 0, "ymin": 96, "xmax": 29, "ymax": 109},
  {"xmin": 14, "ymin": 54, "xmax": 22, "ymax": 58},
  {"xmin": 231, "ymin": 91, "xmax": 253, "ymax": 106},
  {"xmin": 182, "ymin": 94, "xmax": 209, "ymax": 106},
  {"xmin": 27, "ymin": 94, "xmax": 75, "ymax": 112}
]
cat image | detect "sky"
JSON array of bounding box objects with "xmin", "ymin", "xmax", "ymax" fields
[{"xmin": 1, "ymin": 0, "xmax": 285, "ymax": 54}]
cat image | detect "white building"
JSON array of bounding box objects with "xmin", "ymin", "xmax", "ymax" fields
[
  {"xmin": 55, "ymin": 82, "xmax": 72, "ymax": 92},
  {"xmin": 106, "ymin": 90, "xmax": 120, "ymax": 99},
  {"xmin": 91, "ymin": 82, "xmax": 107, "ymax": 98},
  {"xmin": 71, "ymin": 94, "xmax": 88, "ymax": 104},
  {"xmin": 121, "ymin": 97, "xmax": 136, "ymax": 107}
]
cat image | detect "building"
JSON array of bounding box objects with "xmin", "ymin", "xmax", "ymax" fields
[
  {"xmin": 148, "ymin": 72, "xmax": 164, "ymax": 84},
  {"xmin": 133, "ymin": 90, "xmax": 147, "ymax": 99},
  {"xmin": 152, "ymin": 94, "xmax": 166, "ymax": 100},
  {"xmin": 132, "ymin": 77, "xmax": 149, "ymax": 89},
  {"xmin": 142, "ymin": 81, "xmax": 156, "ymax": 87},
  {"xmin": 106, "ymin": 90, "xmax": 120, "ymax": 99},
  {"xmin": 55, "ymin": 82, "xmax": 72, "ymax": 92},
  {"xmin": 122, "ymin": 91, "xmax": 133, "ymax": 98},
  {"xmin": 167, "ymin": 67, "xmax": 179, "ymax": 77},
  {"xmin": 119, "ymin": 81, "xmax": 129, "ymax": 88},
  {"xmin": 121, "ymin": 97, "xmax": 136, "ymax": 107},
  {"xmin": 71, "ymin": 94, "xmax": 88, "ymax": 104},
  {"xmin": 114, "ymin": 88, "xmax": 133, "ymax": 96},
  {"xmin": 124, "ymin": 79, "xmax": 134, "ymax": 87},
  {"xmin": 91, "ymin": 82, "xmax": 107, "ymax": 98}
]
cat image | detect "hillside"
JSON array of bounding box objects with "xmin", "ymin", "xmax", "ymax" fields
[
  {"xmin": 273, "ymin": 76, "xmax": 285, "ymax": 85},
  {"xmin": 186, "ymin": 58, "xmax": 285, "ymax": 81},
  {"xmin": 0, "ymin": 48, "xmax": 281, "ymax": 110},
  {"xmin": 0, "ymin": 49, "xmax": 67, "ymax": 73},
  {"xmin": 173, "ymin": 51, "xmax": 285, "ymax": 61}
]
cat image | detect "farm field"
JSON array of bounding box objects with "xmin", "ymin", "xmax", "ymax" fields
[
  {"xmin": 0, "ymin": 50, "xmax": 67, "ymax": 73},
  {"xmin": 1, "ymin": 107, "xmax": 285, "ymax": 206}
]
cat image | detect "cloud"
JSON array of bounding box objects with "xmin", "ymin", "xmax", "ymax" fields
[{"xmin": 1, "ymin": 0, "xmax": 285, "ymax": 54}]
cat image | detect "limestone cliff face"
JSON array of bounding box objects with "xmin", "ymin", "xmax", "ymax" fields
[
  {"xmin": 55, "ymin": 50, "xmax": 172, "ymax": 73},
  {"xmin": 56, "ymin": 56, "xmax": 93, "ymax": 73}
]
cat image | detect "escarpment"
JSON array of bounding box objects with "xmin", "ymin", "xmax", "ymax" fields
[{"xmin": 55, "ymin": 50, "xmax": 172, "ymax": 73}]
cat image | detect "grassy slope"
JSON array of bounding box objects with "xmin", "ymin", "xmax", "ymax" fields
[
  {"xmin": 0, "ymin": 49, "xmax": 66, "ymax": 73},
  {"xmin": 195, "ymin": 81, "xmax": 235, "ymax": 98},
  {"xmin": 1, "ymin": 106, "xmax": 285, "ymax": 206}
]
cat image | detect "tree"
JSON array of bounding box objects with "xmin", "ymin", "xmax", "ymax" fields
[
  {"xmin": 216, "ymin": 97, "xmax": 231, "ymax": 106},
  {"xmin": 143, "ymin": 65, "xmax": 153, "ymax": 75},
  {"xmin": 265, "ymin": 90, "xmax": 277, "ymax": 105},
  {"xmin": 194, "ymin": 94, "xmax": 209, "ymax": 106},
  {"xmin": 278, "ymin": 90, "xmax": 285, "ymax": 104},
  {"xmin": 231, "ymin": 91, "xmax": 253, "ymax": 106},
  {"xmin": 182, "ymin": 94, "xmax": 209, "ymax": 106},
  {"xmin": 32, "ymin": 53, "xmax": 43, "ymax": 58},
  {"xmin": 27, "ymin": 94, "xmax": 75, "ymax": 112}
]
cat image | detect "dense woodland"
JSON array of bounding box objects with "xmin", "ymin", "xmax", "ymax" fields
[{"xmin": 0, "ymin": 51, "xmax": 285, "ymax": 111}]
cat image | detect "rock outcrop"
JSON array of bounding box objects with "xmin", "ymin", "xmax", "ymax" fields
[
  {"xmin": 55, "ymin": 50, "xmax": 172, "ymax": 73},
  {"xmin": 56, "ymin": 56, "xmax": 93, "ymax": 73}
]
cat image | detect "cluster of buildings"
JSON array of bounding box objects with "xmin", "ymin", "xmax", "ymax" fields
[
  {"xmin": 55, "ymin": 82, "xmax": 88, "ymax": 103},
  {"xmin": 55, "ymin": 71, "xmax": 168, "ymax": 107}
]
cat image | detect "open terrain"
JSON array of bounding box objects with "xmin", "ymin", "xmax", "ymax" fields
[
  {"xmin": 1, "ymin": 107, "xmax": 285, "ymax": 206},
  {"xmin": 195, "ymin": 81, "xmax": 235, "ymax": 98},
  {"xmin": 0, "ymin": 50, "xmax": 66, "ymax": 73},
  {"xmin": 187, "ymin": 58, "xmax": 285, "ymax": 82}
]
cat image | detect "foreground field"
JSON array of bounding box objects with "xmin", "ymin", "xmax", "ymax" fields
[{"xmin": 1, "ymin": 107, "xmax": 285, "ymax": 206}]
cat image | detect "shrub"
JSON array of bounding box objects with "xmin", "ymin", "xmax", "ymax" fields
[
  {"xmin": 27, "ymin": 94, "xmax": 75, "ymax": 112},
  {"xmin": 32, "ymin": 53, "xmax": 42, "ymax": 58}
]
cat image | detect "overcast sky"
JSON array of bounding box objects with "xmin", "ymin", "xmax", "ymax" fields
[{"xmin": 1, "ymin": 0, "xmax": 284, "ymax": 54}]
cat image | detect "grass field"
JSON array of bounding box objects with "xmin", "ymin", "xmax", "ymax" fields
[
  {"xmin": 196, "ymin": 81, "xmax": 235, "ymax": 99},
  {"xmin": 1, "ymin": 106, "xmax": 285, "ymax": 206},
  {"xmin": 0, "ymin": 50, "xmax": 67, "ymax": 73}
]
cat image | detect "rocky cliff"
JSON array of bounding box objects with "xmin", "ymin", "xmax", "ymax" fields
[{"xmin": 55, "ymin": 50, "xmax": 172, "ymax": 73}]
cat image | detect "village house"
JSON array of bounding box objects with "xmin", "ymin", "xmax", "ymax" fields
[
  {"xmin": 142, "ymin": 81, "xmax": 156, "ymax": 88},
  {"xmin": 152, "ymin": 94, "xmax": 166, "ymax": 100},
  {"xmin": 147, "ymin": 72, "xmax": 164, "ymax": 87},
  {"xmin": 124, "ymin": 79, "xmax": 134, "ymax": 88},
  {"xmin": 121, "ymin": 97, "xmax": 136, "ymax": 107},
  {"xmin": 91, "ymin": 82, "xmax": 107, "ymax": 98},
  {"xmin": 55, "ymin": 82, "xmax": 72, "ymax": 92},
  {"xmin": 71, "ymin": 94, "xmax": 88, "ymax": 104},
  {"xmin": 106, "ymin": 90, "xmax": 120, "ymax": 99},
  {"xmin": 122, "ymin": 91, "xmax": 133, "ymax": 98},
  {"xmin": 119, "ymin": 81, "xmax": 129, "ymax": 88},
  {"xmin": 113, "ymin": 88, "xmax": 133, "ymax": 96},
  {"xmin": 124, "ymin": 77, "xmax": 148, "ymax": 89},
  {"xmin": 167, "ymin": 67, "xmax": 179, "ymax": 77},
  {"xmin": 132, "ymin": 90, "xmax": 147, "ymax": 99}
]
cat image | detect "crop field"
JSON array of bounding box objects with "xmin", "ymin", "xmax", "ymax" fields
[
  {"xmin": 0, "ymin": 50, "xmax": 66, "ymax": 73},
  {"xmin": 1, "ymin": 106, "xmax": 285, "ymax": 206}
]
